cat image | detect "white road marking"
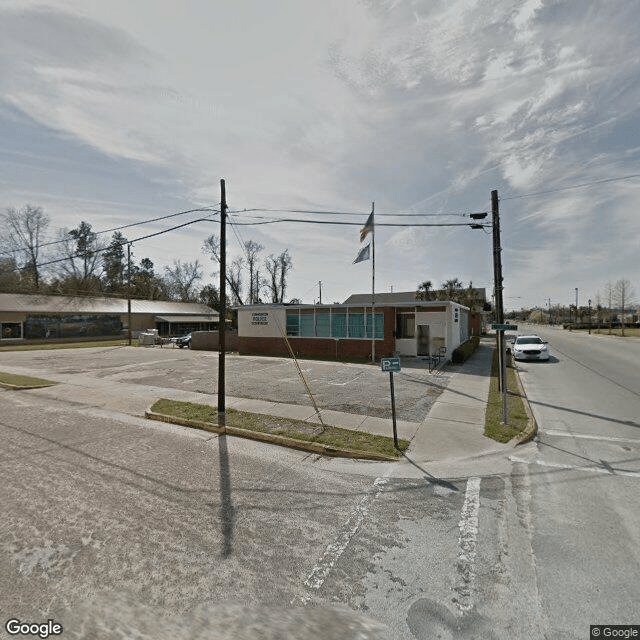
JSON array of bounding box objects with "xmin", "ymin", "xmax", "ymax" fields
[
  {"xmin": 453, "ymin": 476, "xmax": 481, "ymax": 613},
  {"xmin": 509, "ymin": 456, "xmax": 640, "ymax": 478},
  {"xmin": 302, "ymin": 471, "xmax": 391, "ymax": 593},
  {"xmin": 542, "ymin": 430, "xmax": 640, "ymax": 445}
]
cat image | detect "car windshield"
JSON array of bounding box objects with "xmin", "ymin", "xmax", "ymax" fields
[{"xmin": 516, "ymin": 337, "xmax": 543, "ymax": 345}]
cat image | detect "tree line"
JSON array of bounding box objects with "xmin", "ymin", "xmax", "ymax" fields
[
  {"xmin": 415, "ymin": 278, "xmax": 491, "ymax": 311},
  {"xmin": 0, "ymin": 204, "xmax": 293, "ymax": 311}
]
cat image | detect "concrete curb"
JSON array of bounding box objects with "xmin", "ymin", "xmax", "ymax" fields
[
  {"xmin": 509, "ymin": 361, "xmax": 538, "ymax": 446},
  {"xmin": 0, "ymin": 381, "xmax": 59, "ymax": 391},
  {"xmin": 144, "ymin": 409, "xmax": 399, "ymax": 461}
]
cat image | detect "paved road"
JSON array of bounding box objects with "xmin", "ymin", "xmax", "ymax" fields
[
  {"xmin": 510, "ymin": 324, "xmax": 640, "ymax": 637},
  {"xmin": 0, "ymin": 387, "xmax": 531, "ymax": 639},
  {"xmin": 2, "ymin": 335, "xmax": 638, "ymax": 638}
]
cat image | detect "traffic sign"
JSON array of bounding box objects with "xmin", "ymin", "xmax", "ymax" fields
[
  {"xmin": 380, "ymin": 357, "xmax": 401, "ymax": 372},
  {"xmin": 491, "ymin": 324, "xmax": 518, "ymax": 331}
]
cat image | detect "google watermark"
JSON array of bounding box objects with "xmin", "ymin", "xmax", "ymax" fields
[
  {"xmin": 591, "ymin": 626, "xmax": 639, "ymax": 639},
  {"xmin": 5, "ymin": 619, "xmax": 63, "ymax": 638}
]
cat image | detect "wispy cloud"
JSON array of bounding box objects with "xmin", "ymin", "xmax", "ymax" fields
[{"xmin": 0, "ymin": 0, "xmax": 639, "ymax": 306}]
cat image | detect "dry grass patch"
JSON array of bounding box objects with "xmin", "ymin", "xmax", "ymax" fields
[
  {"xmin": 150, "ymin": 398, "xmax": 409, "ymax": 458},
  {"xmin": 484, "ymin": 349, "xmax": 529, "ymax": 443},
  {"xmin": 0, "ymin": 339, "xmax": 138, "ymax": 352},
  {"xmin": 0, "ymin": 372, "xmax": 58, "ymax": 388}
]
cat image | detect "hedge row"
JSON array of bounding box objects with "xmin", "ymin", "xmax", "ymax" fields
[{"xmin": 451, "ymin": 336, "xmax": 480, "ymax": 363}]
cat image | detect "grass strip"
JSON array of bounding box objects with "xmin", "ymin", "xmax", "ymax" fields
[
  {"xmin": 484, "ymin": 348, "xmax": 529, "ymax": 443},
  {"xmin": 150, "ymin": 398, "xmax": 409, "ymax": 458},
  {"xmin": 0, "ymin": 372, "xmax": 58, "ymax": 388},
  {"xmin": 582, "ymin": 327, "xmax": 640, "ymax": 338},
  {"xmin": 0, "ymin": 339, "xmax": 138, "ymax": 352}
]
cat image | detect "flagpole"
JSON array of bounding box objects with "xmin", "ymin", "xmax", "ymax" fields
[{"xmin": 371, "ymin": 202, "xmax": 375, "ymax": 362}]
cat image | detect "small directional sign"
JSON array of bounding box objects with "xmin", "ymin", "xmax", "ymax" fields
[
  {"xmin": 381, "ymin": 356, "xmax": 401, "ymax": 372},
  {"xmin": 491, "ymin": 324, "xmax": 518, "ymax": 331}
]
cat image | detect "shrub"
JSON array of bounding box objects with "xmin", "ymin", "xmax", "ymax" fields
[{"xmin": 451, "ymin": 336, "xmax": 480, "ymax": 363}]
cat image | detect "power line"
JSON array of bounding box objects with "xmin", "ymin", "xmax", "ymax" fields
[
  {"xmin": 7, "ymin": 215, "xmax": 219, "ymax": 272},
  {"xmin": 225, "ymin": 218, "xmax": 488, "ymax": 228},
  {"xmin": 0, "ymin": 206, "xmax": 219, "ymax": 258},
  {"xmin": 501, "ymin": 173, "xmax": 640, "ymax": 201},
  {"xmin": 228, "ymin": 207, "xmax": 484, "ymax": 218}
]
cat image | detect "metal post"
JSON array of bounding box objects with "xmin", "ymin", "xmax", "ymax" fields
[
  {"xmin": 389, "ymin": 371, "xmax": 398, "ymax": 449},
  {"xmin": 218, "ymin": 179, "xmax": 227, "ymax": 424},
  {"xmin": 588, "ymin": 299, "xmax": 592, "ymax": 334},
  {"xmin": 501, "ymin": 332, "xmax": 508, "ymax": 425}
]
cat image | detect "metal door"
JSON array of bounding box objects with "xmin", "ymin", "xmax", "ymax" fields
[{"xmin": 417, "ymin": 324, "xmax": 430, "ymax": 356}]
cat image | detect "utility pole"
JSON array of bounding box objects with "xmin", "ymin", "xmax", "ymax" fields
[
  {"xmin": 371, "ymin": 202, "xmax": 376, "ymax": 363},
  {"xmin": 575, "ymin": 288, "xmax": 579, "ymax": 324},
  {"xmin": 547, "ymin": 298, "xmax": 551, "ymax": 325},
  {"xmin": 127, "ymin": 243, "xmax": 132, "ymax": 346},
  {"xmin": 218, "ymin": 179, "xmax": 227, "ymax": 423},
  {"xmin": 318, "ymin": 281, "xmax": 322, "ymax": 305},
  {"xmin": 588, "ymin": 299, "xmax": 592, "ymax": 334},
  {"xmin": 491, "ymin": 190, "xmax": 506, "ymax": 395}
]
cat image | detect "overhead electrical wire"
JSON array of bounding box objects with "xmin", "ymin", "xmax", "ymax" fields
[
  {"xmin": 501, "ymin": 173, "xmax": 640, "ymax": 201},
  {"xmin": 9, "ymin": 214, "xmax": 219, "ymax": 272},
  {"xmin": 228, "ymin": 207, "xmax": 485, "ymax": 218},
  {"xmin": 0, "ymin": 206, "xmax": 219, "ymax": 258},
  {"xmin": 7, "ymin": 202, "xmax": 491, "ymax": 275}
]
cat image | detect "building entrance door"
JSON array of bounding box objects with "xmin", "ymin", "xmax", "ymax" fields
[{"xmin": 417, "ymin": 324, "xmax": 430, "ymax": 356}]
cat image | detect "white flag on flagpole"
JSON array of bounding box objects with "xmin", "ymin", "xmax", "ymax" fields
[{"xmin": 353, "ymin": 243, "xmax": 370, "ymax": 264}]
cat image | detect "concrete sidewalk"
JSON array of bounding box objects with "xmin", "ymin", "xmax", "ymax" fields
[
  {"xmin": 4, "ymin": 337, "xmax": 507, "ymax": 463},
  {"xmin": 408, "ymin": 338, "xmax": 510, "ymax": 461}
]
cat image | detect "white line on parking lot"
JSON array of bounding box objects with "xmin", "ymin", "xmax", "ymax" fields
[
  {"xmin": 302, "ymin": 470, "xmax": 392, "ymax": 594},
  {"xmin": 453, "ymin": 476, "xmax": 481, "ymax": 613}
]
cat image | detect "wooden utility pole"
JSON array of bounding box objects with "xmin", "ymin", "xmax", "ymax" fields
[
  {"xmin": 218, "ymin": 179, "xmax": 227, "ymax": 422},
  {"xmin": 127, "ymin": 243, "xmax": 132, "ymax": 346},
  {"xmin": 371, "ymin": 202, "xmax": 376, "ymax": 362},
  {"xmin": 491, "ymin": 190, "xmax": 506, "ymax": 395}
]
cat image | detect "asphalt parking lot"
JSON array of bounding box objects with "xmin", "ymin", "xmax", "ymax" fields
[{"xmin": 0, "ymin": 345, "xmax": 450, "ymax": 422}]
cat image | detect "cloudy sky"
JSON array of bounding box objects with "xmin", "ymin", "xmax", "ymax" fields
[{"xmin": 1, "ymin": 0, "xmax": 639, "ymax": 310}]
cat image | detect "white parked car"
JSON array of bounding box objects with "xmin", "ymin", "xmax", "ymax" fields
[{"xmin": 511, "ymin": 335, "xmax": 550, "ymax": 361}]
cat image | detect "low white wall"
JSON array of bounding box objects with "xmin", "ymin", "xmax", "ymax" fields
[{"xmin": 237, "ymin": 307, "xmax": 286, "ymax": 338}]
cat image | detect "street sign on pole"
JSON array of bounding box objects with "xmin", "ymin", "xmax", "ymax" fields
[
  {"xmin": 380, "ymin": 357, "xmax": 400, "ymax": 448},
  {"xmin": 491, "ymin": 324, "xmax": 518, "ymax": 331},
  {"xmin": 380, "ymin": 357, "xmax": 401, "ymax": 372}
]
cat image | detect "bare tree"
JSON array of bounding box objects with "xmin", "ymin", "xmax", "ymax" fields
[
  {"xmin": 604, "ymin": 281, "xmax": 614, "ymax": 333},
  {"xmin": 0, "ymin": 204, "xmax": 50, "ymax": 290},
  {"xmin": 244, "ymin": 240, "xmax": 264, "ymax": 303},
  {"xmin": 163, "ymin": 259, "xmax": 203, "ymax": 302},
  {"xmin": 264, "ymin": 249, "xmax": 293, "ymax": 303},
  {"xmin": 203, "ymin": 234, "xmax": 267, "ymax": 305},
  {"xmin": 613, "ymin": 278, "xmax": 636, "ymax": 337}
]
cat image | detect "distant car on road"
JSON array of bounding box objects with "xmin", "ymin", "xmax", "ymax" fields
[
  {"xmin": 511, "ymin": 335, "xmax": 549, "ymax": 361},
  {"xmin": 174, "ymin": 333, "xmax": 192, "ymax": 349}
]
